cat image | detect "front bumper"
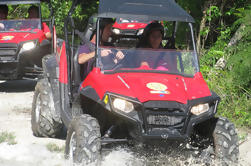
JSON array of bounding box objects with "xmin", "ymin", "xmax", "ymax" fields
[
  {"xmin": 0, "ymin": 43, "xmax": 19, "ymax": 63},
  {"xmin": 104, "ymin": 92, "xmax": 220, "ymax": 142},
  {"xmin": 136, "ymin": 104, "xmax": 217, "ymax": 142},
  {"xmin": 0, "ymin": 42, "xmax": 49, "ymax": 80}
]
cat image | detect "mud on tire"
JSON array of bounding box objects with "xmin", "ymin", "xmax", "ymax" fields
[
  {"xmin": 192, "ymin": 117, "xmax": 239, "ymax": 165},
  {"xmin": 213, "ymin": 117, "xmax": 239, "ymax": 164},
  {"xmin": 31, "ymin": 78, "xmax": 63, "ymax": 137},
  {"xmin": 65, "ymin": 114, "xmax": 101, "ymax": 165}
]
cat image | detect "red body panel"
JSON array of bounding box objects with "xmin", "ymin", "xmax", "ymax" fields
[
  {"xmin": 113, "ymin": 22, "xmax": 148, "ymax": 30},
  {"xmin": 81, "ymin": 69, "xmax": 211, "ymax": 104},
  {"xmin": 58, "ymin": 42, "xmax": 68, "ymax": 84},
  {"xmin": 0, "ymin": 29, "xmax": 46, "ymax": 44}
]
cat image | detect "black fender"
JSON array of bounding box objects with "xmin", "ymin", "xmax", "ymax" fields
[
  {"xmin": 79, "ymin": 86, "xmax": 101, "ymax": 102},
  {"xmin": 42, "ymin": 54, "xmax": 58, "ymax": 80},
  {"xmin": 42, "ymin": 54, "xmax": 61, "ymax": 122}
]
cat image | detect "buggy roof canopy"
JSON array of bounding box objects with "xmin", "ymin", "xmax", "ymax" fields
[
  {"xmin": 0, "ymin": 0, "xmax": 42, "ymax": 5},
  {"xmin": 98, "ymin": 0, "xmax": 195, "ymax": 22}
]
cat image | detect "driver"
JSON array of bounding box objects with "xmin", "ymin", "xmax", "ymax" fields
[
  {"xmin": 78, "ymin": 18, "xmax": 124, "ymax": 65},
  {"xmin": 0, "ymin": 5, "xmax": 8, "ymax": 30},
  {"xmin": 26, "ymin": 5, "xmax": 51, "ymax": 40}
]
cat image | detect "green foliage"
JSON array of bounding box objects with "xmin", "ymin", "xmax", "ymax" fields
[
  {"xmin": 228, "ymin": 43, "xmax": 251, "ymax": 90},
  {"xmin": 201, "ymin": 6, "xmax": 251, "ymax": 128},
  {"xmin": 206, "ymin": 6, "xmax": 221, "ymax": 22},
  {"xmin": 50, "ymin": 0, "xmax": 98, "ymax": 37},
  {"xmin": 41, "ymin": 2, "xmax": 51, "ymax": 19},
  {"xmin": 51, "ymin": 0, "xmax": 72, "ymax": 37},
  {"xmin": 7, "ymin": 4, "xmax": 31, "ymax": 19},
  {"xmin": 0, "ymin": 131, "xmax": 17, "ymax": 145},
  {"xmin": 200, "ymin": 27, "xmax": 231, "ymax": 67}
]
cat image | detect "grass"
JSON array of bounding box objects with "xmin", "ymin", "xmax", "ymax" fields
[
  {"xmin": 0, "ymin": 131, "xmax": 17, "ymax": 145},
  {"xmin": 238, "ymin": 132, "xmax": 248, "ymax": 144},
  {"xmin": 238, "ymin": 127, "xmax": 250, "ymax": 145},
  {"xmin": 46, "ymin": 142, "xmax": 65, "ymax": 153}
]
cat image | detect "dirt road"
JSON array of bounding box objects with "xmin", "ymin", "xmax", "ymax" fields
[{"xmin": 0, "ymin": 80, "xmax": 250, "ymax": 166}]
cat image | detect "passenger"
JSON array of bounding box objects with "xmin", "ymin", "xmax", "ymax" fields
[
  {"xmin": 78, "ymin": 18, "xmax": 124, "ymax": 65},
  {"xmin": 137, "ymin": 22, "xmax": 164, "ymax": 49},
  {"xmin": 27, "ymin": 6, "xmax": 51, "ymax": 40},
  {"xmin": 137, "ymin": 22, "xmax": 164, "ymax": 67},
  {"xmin": 0, "ymin": 5, "xmax": 8, "ymax": 19},
  {"xmin": 0, "ymin": 5, "xmax": 8, "ymax": 30},
  {"xmin": 137, "ymin": 22, "xmax": 177, "ymax": 71}
]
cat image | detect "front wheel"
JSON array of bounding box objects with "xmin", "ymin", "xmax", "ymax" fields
[
  {"xmin": 212, "ymin": 117, "xmax": 239, "ymax": 163},
  {"xmin": 31, "ymin": 78, "xmax": 63, "ymax": 137},
  {"xmin": 65, "ymin": 114, "xmax": 101, "ymax": 165},
  {"xmin": 191, "ymin": 117, "xmax": 239, "ymax": 165}
]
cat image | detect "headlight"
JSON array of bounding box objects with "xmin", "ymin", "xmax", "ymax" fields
[
  {"xmin": 113, "ymin": 98, "xmax": 134, "ymax": 113},
  {"xmin": 112, "ymin": 28, "xmax": 120, "ymax": 34},
  {"xmin": 137, "ymin": 29, "xmax": 144, "ymax": 35},
  {"xmin": 22, "ymin": 41, "xmax": 36, "ymax": 51},
  {"xmin": 191, "ymin": 103, "xmax": 209, "ymax": 115}
]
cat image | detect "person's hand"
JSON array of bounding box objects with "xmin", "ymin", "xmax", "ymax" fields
[
  {"xmin": 113, "ymin": 51, "xmax": 125, "ymax": 63},
  {"xmin": 101, "ymin": 49, "xmax": 112, "ymax": 57},
  {"xmin": 0, "ymin": 23, "xmax": 5, "ymax": 30},
  {"xmin": 115, "ymin": 51, "xmax": 124, "ymax": 60},
  {"xmin": 138, "ymin": 62, "xmax": 151, "ymax": 70},
  {"xmin": 141, "ymin": 61, "xmax": 149, "ymax": 67}
]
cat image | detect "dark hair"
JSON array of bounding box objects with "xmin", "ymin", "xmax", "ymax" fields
[
  {"xmin": 100, "ymin": 18, "xmax": 115, "ymax": 30},
  {"xmin": 28, "ymin": 5, "xmax": 39, "ymax": 14},
  {"xmin": 137, "ymin": 22, "xmax": 164, "ymax": 48},
  {"xmin": 90, "ymin": 17, "xmax": 114, "ymax": 40},
  {"xmin": 0, "ymin": 5, "xmax": 8, "ymax": 14}
]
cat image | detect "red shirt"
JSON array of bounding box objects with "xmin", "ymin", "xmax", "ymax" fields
[{"xmin": 42, "ymin": 22, "xmax": 50, "ymax": 34}]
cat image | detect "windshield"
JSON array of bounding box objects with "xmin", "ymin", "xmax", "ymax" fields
[
  {"xmin": 0, "ymin": 19, "xmax": 41, "ymax": 32},
  {"xmin": 96, "ymin": 20, "xmax": 198, "ymax": 76},
  {"xmin": 117, "ymin": 18, "xmax": 149, "ymax": 24},
  {"xmin": 0, "ymin": 3, "xmax": 42, "ymax": 32},
  {"xmin": 97, "ymin": 47, "xmax": 199, "ymax": 76}
]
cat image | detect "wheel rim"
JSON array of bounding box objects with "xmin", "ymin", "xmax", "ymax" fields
[
  {"xmin": 35, "ymin": 93, "xmax": 41, "ymax": 123},
  {"xmin": 69, "ymin": 131, "xmax": 77, "ymax": 164}
]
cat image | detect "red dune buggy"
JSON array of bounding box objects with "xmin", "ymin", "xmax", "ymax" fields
[
  {"xmin": 31, "ymin": 0, "xmax": 239, "ymax": 165},
  {"xmin": 0, "ymin": 0, "xmax": 53, "ymax": 80}
]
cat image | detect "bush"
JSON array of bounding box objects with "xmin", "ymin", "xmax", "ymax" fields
[{"xmin": 200, "ymin": 6, "xmax": 251, "ymax": 128}]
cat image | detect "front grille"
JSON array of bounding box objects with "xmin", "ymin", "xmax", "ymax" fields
[
  {"xmin": 0, "ymin": 49, "xmax": 17, "ymax": 55},
  {"xmin": 145, "ymin": 109, "xmax": 186, "ymax": 126},
  {"xmin": 121, "ymin": 29, "xmax": 137, "ymax": 34},
  {"xmin": 147, "ymin": 114, "xmax": 184, "ymax": 126},
  {"xmin": 0, "ymin": 43, "xmax": 18, "ymax": 60},
  {"xmin": 141, "ymin": 107, "xmax": 187, "ymax": 134},
  {"xmin": 141, "ymin": 101, "xmax": 189, "ymax": 135}
]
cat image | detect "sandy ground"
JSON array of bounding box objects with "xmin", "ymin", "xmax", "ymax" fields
[{"xmin": 0, "ymin": 80, "xmax": 250, "ymax": 166}]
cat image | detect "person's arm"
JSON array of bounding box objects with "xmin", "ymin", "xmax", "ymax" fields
[
  {"xmin": 42, "ymin": 22, "xmax": 52, "ymax": 40},
  {"xmin": 78, "ymin": 51, "xmax": 95, "ymax": 64},
  {"xmin": 0, "ymin": 23, "xmax": 5, "ymax": 30}
]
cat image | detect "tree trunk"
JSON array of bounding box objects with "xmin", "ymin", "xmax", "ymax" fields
[
  {"xmin": 228, "ymin": 24, "xmax": 246, "ymax": 47},
  {"xmin": 219, "ymin": 0, "xmax": 227, "ymax": 27},
  {"xmin": 197, "ymin": 1, "xmax": 214, "ymax": 55},
  {"xmin": 214, "ymin": 24, "xmax": 246, "ymax": 70},
  {"xmin": 196, "ymin": 2, "xmax": 209, "ymax": 55}
]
